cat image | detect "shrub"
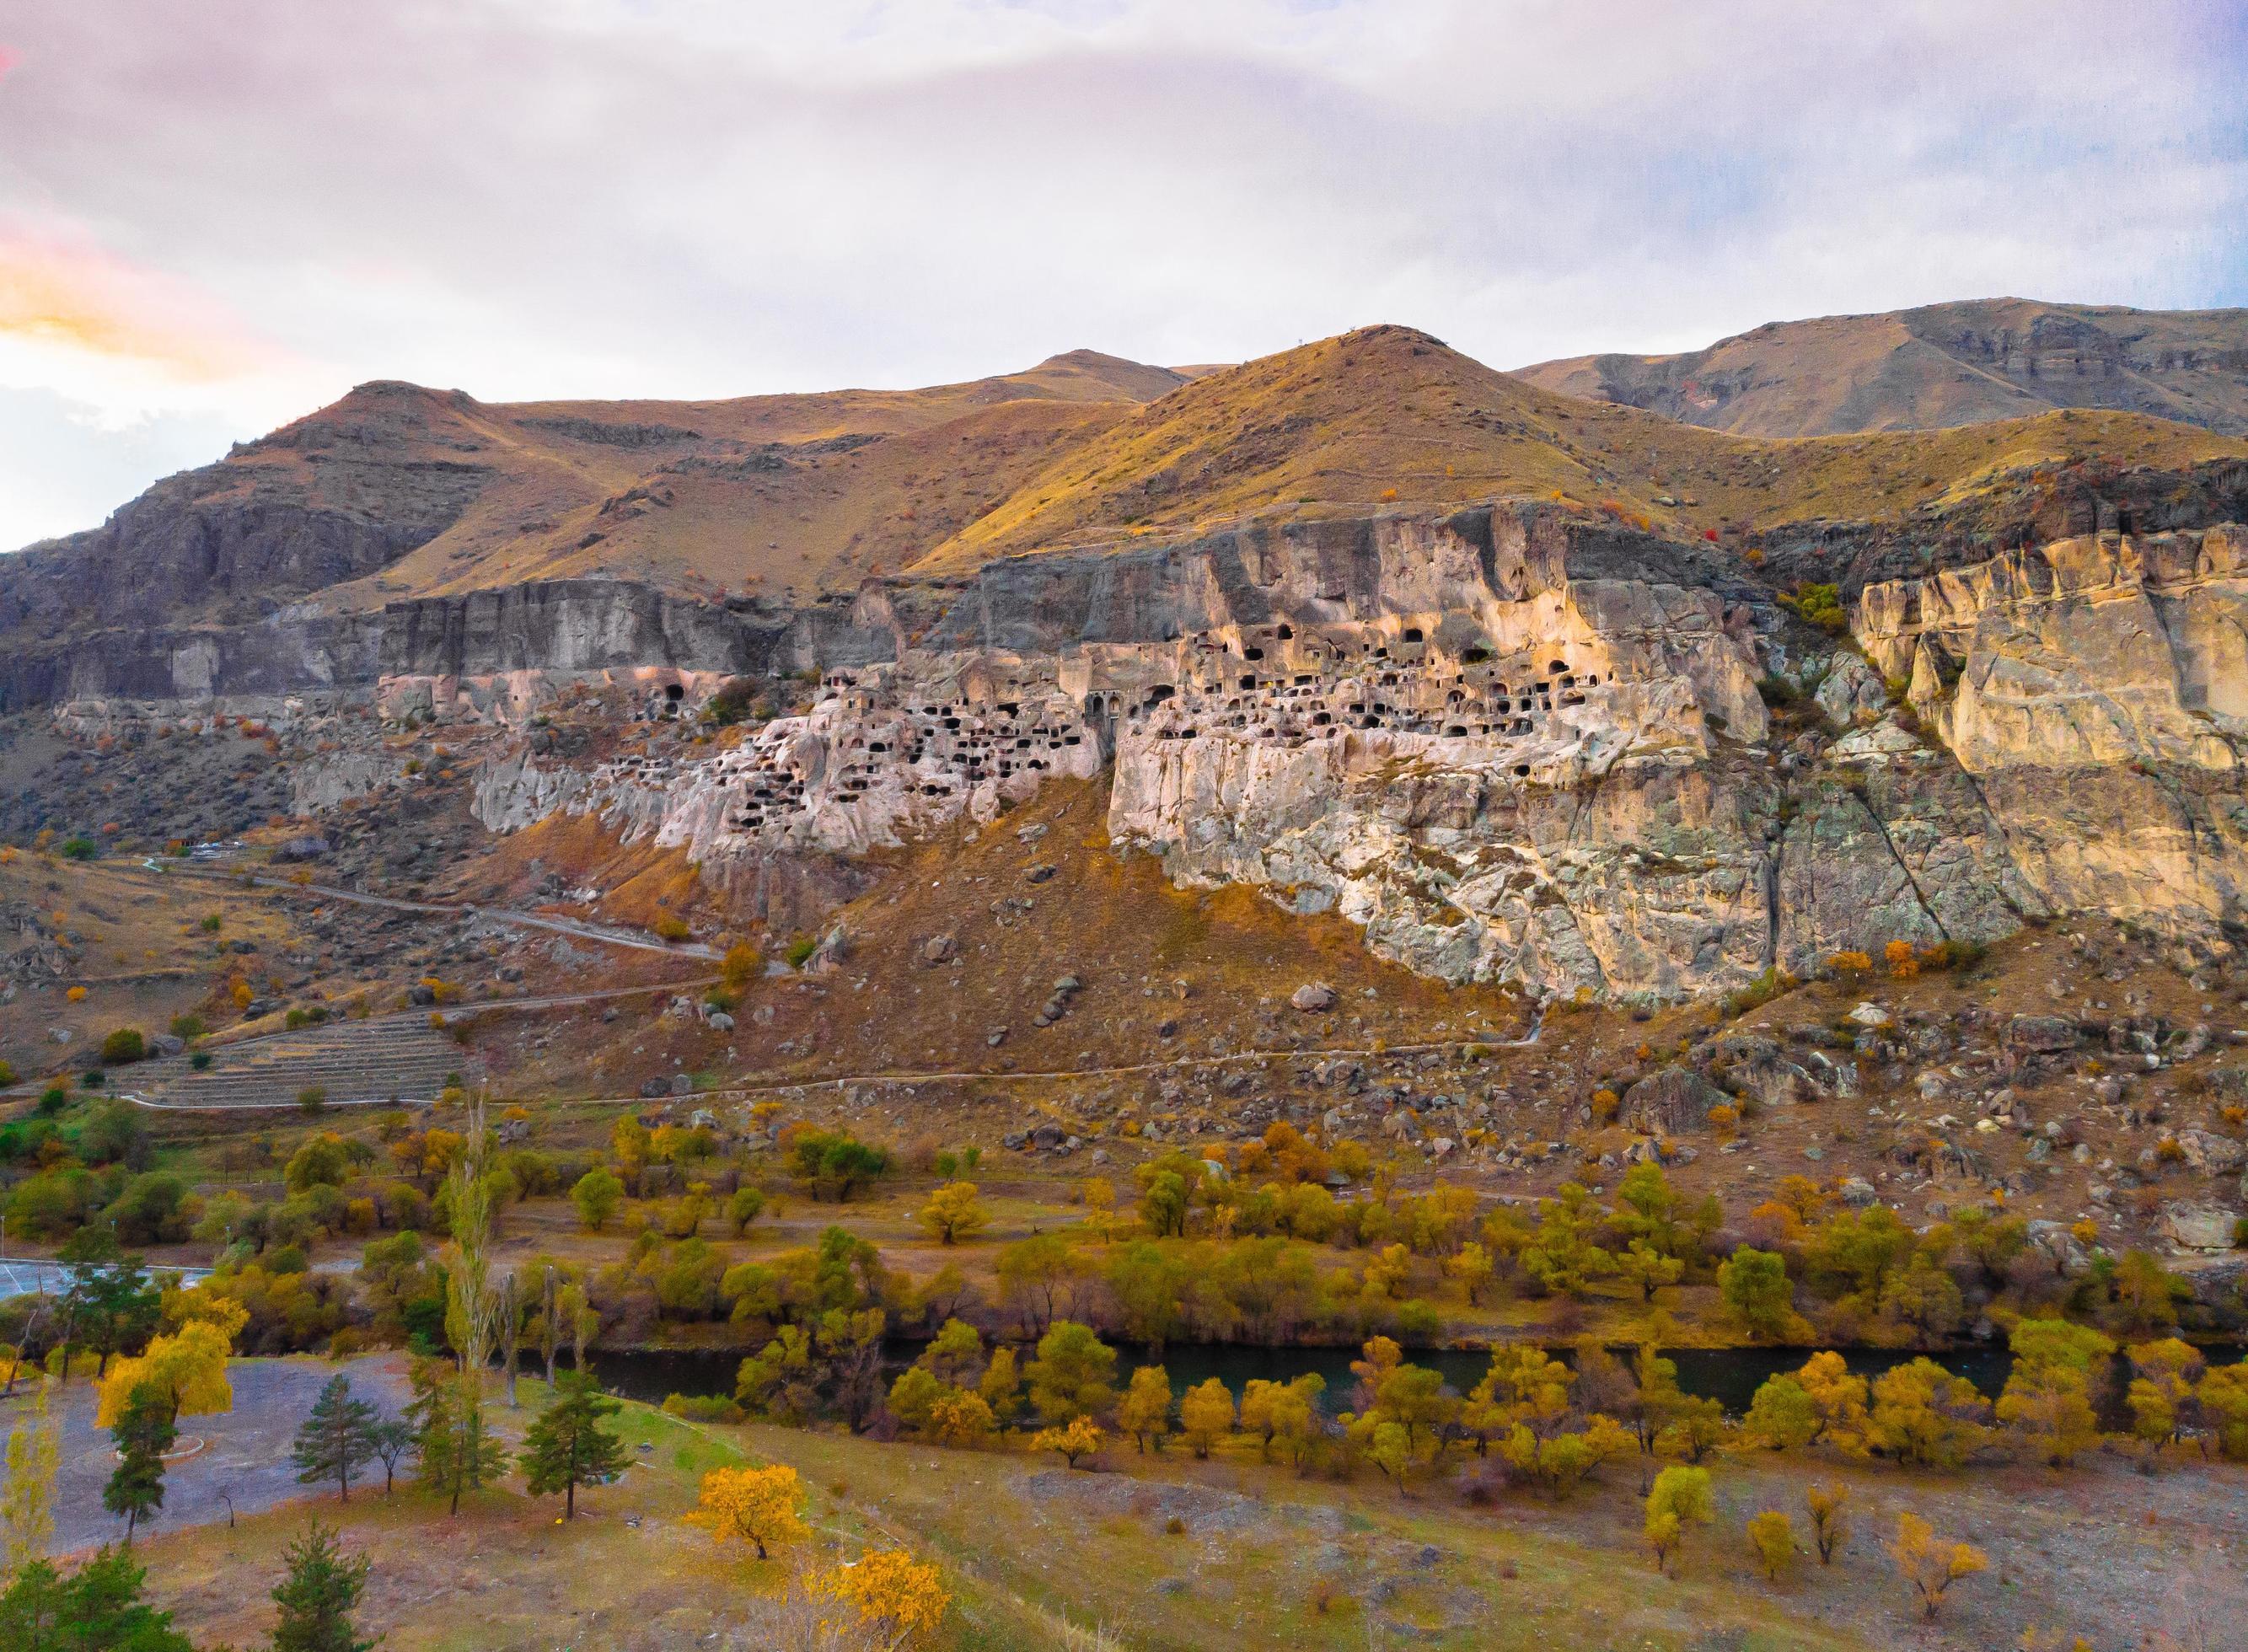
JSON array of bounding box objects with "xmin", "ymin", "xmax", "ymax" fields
[
  {"xmin": 189, "ymin": 1051, "xmax": 212, "ymax": 1071},
  {"xmin": 654, "ymin": 915, "xmax": 692, "ymax": 943},
  {"xmin": 59, "ymin": 838, "xmax": 96, "ymax": 861},
  {"xmin": 661, "ymin": 1392, "xmax": 745, "ymax": 1425},
  {"xmin": 99, "ymin": 1028, "xmax": 146, "ymax": 1065},
  {"xmin": 784, "ymin": 934, "xmax": 818, "ymax": 969}
]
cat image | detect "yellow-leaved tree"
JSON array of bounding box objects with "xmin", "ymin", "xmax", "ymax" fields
[
  {"xmin": 1891, "ymin": 1511, "xmax": 1987, "ymax": 1622},
  {"xmin": 688, "ymin": 1464, "xmax": 808, "ymax": 1561},
  {"xmin": 95, "ymin": 1297, "xmax": 245, "ymax": 1429},
  {"xmin": 812, "ymin": 1550, "xmax": 951, "ymax": 1649}
]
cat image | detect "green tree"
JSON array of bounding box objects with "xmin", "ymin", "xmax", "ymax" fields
[
  {"xmin": 270, "ymin": 1522, "xmax": 373, "ymax": 1652},
  {"xmin": 1995, "ymin": 1318, "xmax": 2114, "ymax": 1467},
  {"xmin": 0, "ymin": 1547, "xmax": 194, "ymax": 1651},
  {"xmin": 519, "ymin": 1372, "xmax": 629, "ymax": 1519},
  {"xmin": 571, "ymin": 1167, "xmax": 624, "ymax": 1233},
  {"xmin": 405, "ymin": 1359, "xmax": 506, "ymax": 1517},
  {"xmin": 1717, "ymin": 1247, "xmax": 1797, "ymax": 1341},
  {"xmin": 56, "ymin": 1232, "xmax": 158, "ymax": 1379},
  {"xmin": 1743, "ymin": 1374, "xmax": 1818, "ymax": 1451},
  {"xmin": 1139, "ymin": 1171, "xmax": 1189, "ymax": 1238},
  {"xmin": 102, "ymin": 1386, "xmax": 173, "ymax": 1542},
  {"xmin": 1520, "ymin": 1183, "xmax": 1613, "ymax": 1298},
  {"xmin": 1026, "ymin": 1321, "xmax": 1117, "ymax": 1424},
  {"xmin": 1615, "ymin": 1238, "xmax": 1682, "ymax": 1302},
  {"xmin": 290, "ymin": 1375, "xmax": 378, "ymax": 1504}
]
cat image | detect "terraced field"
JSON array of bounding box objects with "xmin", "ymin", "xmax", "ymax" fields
[{"xmin": 121, "ymin": 1016, "xmax": 474, "ymax": 1109}]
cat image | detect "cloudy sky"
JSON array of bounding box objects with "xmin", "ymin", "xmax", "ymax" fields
[{"xmin": 2, "ymin": 0, "xmax": 2243, "ymax": 550}]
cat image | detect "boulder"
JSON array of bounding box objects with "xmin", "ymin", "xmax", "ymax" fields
[
  {"xmin": 919, "ymin": 933, "xmax": 958, "ymax": 967},
  {"xmin": 1847, "ymin": 1001, "xmax": 1889, "ymax": 1027},
  {"xmin": 1838, "ymin": 1177, "xmax": 1879, "ymax": 1207},
  {"xmin": 1715, "ymin": 1037, "xmax": 1815, "ymax": 1108},
  {"xmin": 275, "ymin": 835, "xmax": 330, "ymax": 862},
  {"xmin": 2025, "ymin": 1219, "xmax": 2092, "ymax": 1276},
  {"xmin": 1621, "ymin": 1065, "xmax": 1726, "ymax": 1134},
  {"xmin": 668, "ymin": 1072, "xmax": 695, "ymax": 1097},
  {"xmin": 2159, "ymin": 1202, "xmax": 2239, "ymax": 1252},
  {"xmin": 2176, "ymin": 1129, "xmax": 2245, "ymax": 1175},
  {"xmin": 2005, "ymin": 1016, "xmax": 2079, "ymax": 1054},
  {"xmin": 707, "ymin": 1011, "xmax": 735, "ymax": 1033},
  {"xmin": 638, "ymin": 1078, "xmax": 671, "ymax": 1099},
  {"xmin": 1290, "ymin": 983, "xmax": 1338, "ymax": 1013}
]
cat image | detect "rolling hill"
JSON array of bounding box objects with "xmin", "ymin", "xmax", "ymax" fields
[{"xmin": 1514, "ymin": 298, "xmax": 2248, "ymax": 437}]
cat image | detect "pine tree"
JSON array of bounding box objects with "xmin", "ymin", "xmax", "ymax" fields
[
  {"xmin": 102, "ymin": 1386, "xmax": 173, "ymax": 1542},
  {"xmin": 405, "ymin": 1360, "xmax": 505, "ymax": 1516},
  {"xmin": 519, "ymin": 1371, "xmax": 629, "ymax": 1519},
  {"xmin": 270, "ymin": 1523, "xmax": 373, "ymax": 1652},
  {"xmin": 291, "ymin": 1376, "xmax": 380, "ymax": 1504},
  {"xmin": 0, "ymin": 1546, "xmax": 194, "ymax": 1650}
]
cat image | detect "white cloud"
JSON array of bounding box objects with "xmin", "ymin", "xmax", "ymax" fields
[{"xmin": 0, "ymin": 0, "xmax": 2240, "ymax": 549}]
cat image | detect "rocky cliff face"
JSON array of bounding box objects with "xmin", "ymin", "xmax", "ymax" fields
[{"xmin": 460, "ymin": 502, "xmax": 2248, "ymax": 1005}]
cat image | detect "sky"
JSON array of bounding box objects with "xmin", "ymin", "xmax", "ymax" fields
[{"xmin": 1, "ymin": 0, "xmax": 2244, "ymax": 550}]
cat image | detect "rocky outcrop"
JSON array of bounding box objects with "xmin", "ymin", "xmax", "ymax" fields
[{"xmin": 1858, "ymin": 527, "xmax": 2248, "ymax": 936}]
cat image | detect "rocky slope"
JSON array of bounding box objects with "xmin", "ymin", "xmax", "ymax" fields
[{"xmin": 1516, "ymin": 298, "xmax": 2248, "ymax": 437}]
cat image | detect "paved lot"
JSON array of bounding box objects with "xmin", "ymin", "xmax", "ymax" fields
[
  {"xmin": 19, "ymin": 1353, "xmax": 414, "ymax": 1554},
  {"xmin": 0, "ymin": 1262, "xmax": 212, "ymax": 1298}
]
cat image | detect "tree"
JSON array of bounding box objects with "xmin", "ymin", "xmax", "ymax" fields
[
  {"xmin": 291, "ymin": 1375, "xmax": 379, "ymax": 1503},
  {"xmin": 978, "ymin": 1345, "xmax": 1023, "ymax": 1428},
  {"xmin": 1139, "ymin": 1170, "xmax": 1189, "ymax": 1238},
  {"xmin": 1031, "ymin": 1418, "xmax": 1103, "ymax": 1468},
  {"xmin": 726, "ymin": 1186, "xmax": 766, "ymax": 1236},
  {"xmin": 1891, "ymin": 1510, "xmax": 1986, "ymax": 1622},
  {"xmin": 1265, "ymin": 1376, "xmax": 1326, "ymax": 1474},
  {"xmin": 1793, "ymin": 1351, "xmax": 1870, "ymax": 1447},
  {"xmin": 271, "ymin": 1522, "xmax": 373, "ymax": 1652},
  {"xmin": 1746, "ymin": 1510, "xmax": 1797, "ymax": 1582},
  {"xmin": 405, "ymin": 1358, "xmax": 506, "ymax": 1517},
  {"xmin": 368, "ymin": 1418, "xmax": 413, "ymax": 1497},
  {"xmin": 689, "ymin": 1464, "xmax": 808, "ymax": 1561},
  {"xmin": 1996, "ymin": 1318, "xmax": 2114, "ymax": 1467},
  {"xmin": 1178, "ymin": 1378, "xmax": 1236, "ymax": 1461},
  {"xmin": 928, "ymin": 1389, "xmax": 995, "ymax": 1448},
  {"xmin": 1644, "ymin": 1465, "xmax": 1710, "ymax": 1574},
  {"xmin": 57, "ymin": 1236, "xmax": 158, "ymax": 1380},
  {"xmin": 520, "ymin": 1371, "xmax": 629, "ymax": 1519},
  {"xmin": 721, "ymin": 941, "xmax": 762, "ymax": 993},
  {"xmin": 888, "ymin": 1367, "xmax": 947, "ymax": 1437},
  {"xmin": 1805, "ymin": 1482, "xmax": 1849, "ymax": 1564},
  {"xmin": 996, "ymin": 1235, "xmax": 1081, "ymax": 1336},
  {"xmin": 2126, "ymin": 1338, "xmax": 2204, "ymax": 1456},
  {"xmin": 787, "ymin": 1130, "xmax": 891, "ymax": 1201},
  {"xmin": 95, "ymin": 1312, "xmax": 236, "ymax": 1432},
  {"xmin": 571, "ymin": 1167, "xmax": 624, "ymax": 1233},
  {"xmin": 1117, "ymin": 1365, "xmax": 1172, "ymax": 1453},
  {"xmin": 2199, "ymin": 1357, "xmax": 2248, "ymax": 1459},
  {"xmin": 1520, "ymin": 1183, "xmax": 1614, "ymax": 1298},
  {"xmin": 1866, "ymin": 1358, "xmax": 1988, "ymax": 1468},
  {"xmin": 810, "ymin": 1549, "xmax": 950, "ymax": 1649},
  {"xmin": 1744, "ymin": 1375, "xmax": 1818, "ymax": 1451},
  {"xmin": 917, "ymin": 1182, "xmax": 988, "ymax": 1246},
  {"xmin": 2, "ymin": 1380, "xmax": 60, "ymax": 1579},
  {"xmin": 0, "ymin": 1547, "xmax": 195, "ymax": 1652},
  {"xmin": 1446, "ymin": 1242, "xmax": 1495, "ymax": 1306},
  {"xmin": 103, "ymin": 1386, "xmax": 173, "ymax": 1542},
  {"xmin": 1717, "ymin": 1247, "xmax": 1798, "ymax": 1340},
  {"xmin": 1026, "ymin": 1322, "xmax": 1116, "ymax": 1424}
]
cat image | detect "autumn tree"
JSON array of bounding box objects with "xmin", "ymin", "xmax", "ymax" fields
[
  {"xmin": 812, "ymin": 1548, "xmax": 951, "ymax": 1649},
  {"xmin": 1805, "ymin": 1482, "xmax": 1849, "ymax": 1564},
  {"xmin": 290, "ymin": 1375, "xmax": 378, "ymax": 1504},
  {"xmin": 1890, "ymin": 1510, "xmax": 1986, "ymax": 1621},
  {"xmin": 1178, "ymin": 1378, "xmax": 1237, "ymax": 1460},
  {"xmin": 520, "ymin": 1372, "xmax": 629, "ymax": 1519},
  {"xmin": 1865, "ymin": 1358, "xmax": 1988, "ymax": 1468},
  {"xmin": 1793, "ymin": 1350, "xmax": 1870, "ymax": 1447},
  {"xmin": 689, "ymin": 1464, "xmax": 808, "ymax": 1561},
  {"xmin": 2, "ymin": 1379, "xmax": 61, "ymax": 1576},
  {"xmin": 1644, "ymin": 1466, "xmax": 1711, "ymax": 1574},
  {"xmin": 1996, "ymin": 1319, "xmax": 2114, "ymax": 1467},
  {"xmin": 1031, "ymin": 1417, "xmax": 1103, "ymax": 1468},
  {"xmin": 1117, "ymin": 1365, "xmax": 1172, "ymax": 1453},
  {"xmin": 94, "ymin": 1304, "xmax": 240, "ymax": 1431},
  {"xmin": 1746, "ymin": 1510, "xmax": 1797, "ymax": 1581},
  {"xmin": 917, "ymin": 1182, "xmax": 988, "ymax": 1246},
  {"xmin": 2126, "ymin": 1338, "xmax": 2205, "ymax": 1457}
]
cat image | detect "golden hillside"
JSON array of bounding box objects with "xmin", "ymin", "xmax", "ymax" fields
[{"xmin": 911, "ymin": 324, "xmax": 2248, "ymax": 571}]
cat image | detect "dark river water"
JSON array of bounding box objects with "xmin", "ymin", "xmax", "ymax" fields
[{"xmin": 589, "ymin": 1338, "xmax": 2243, "ymax": 1418}]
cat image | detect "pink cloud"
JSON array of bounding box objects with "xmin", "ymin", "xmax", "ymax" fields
[
  {"xmin": 0, "ymin": 217, "xmax": 289, "ymax": 383},
  {"xmin": 0, "ymin": 46, "xmax": 18, "ymax": 78}
]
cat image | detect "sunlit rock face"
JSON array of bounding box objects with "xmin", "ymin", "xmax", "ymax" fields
[
  {"xmin": 386, "ymin": 507, "xmax": 2248, "ymax": 1002},
  {"xmin": 1858, "ymin": 527, "xmax": 2248, "ymax": 933}
]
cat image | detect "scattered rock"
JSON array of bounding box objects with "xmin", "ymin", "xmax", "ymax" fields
[{"xmin": 1290, "ymin": 983, "xmax": 1338, "ymax": 1013}]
